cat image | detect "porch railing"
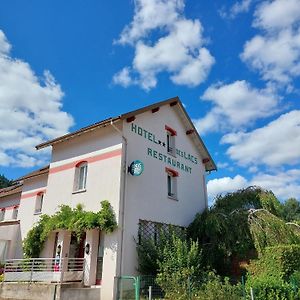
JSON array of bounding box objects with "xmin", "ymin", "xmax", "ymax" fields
[{"xmin": 3, "ymin": 258, "xmax": 85, "ymax": 283}]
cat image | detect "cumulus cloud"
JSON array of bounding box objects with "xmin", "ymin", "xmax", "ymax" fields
[
  {"xmin": 114, "ymin": 0, "xmax": 214, "ymax": 90},
  {"xmin": 207, "ymin": 175, "xmax": 248, "ymax": 200},
  {"xmin": 221, "ymin": 110, "xmax": 300, "ymax": 167},
  {"xmin": 0, "ymin": 30, "xmax": 74, "ymax": 168},
  {"xmin": 193, "ymin": 80, "xmax": 279, "ymax": 134},
  {"xmin": 241, "ymin": 0, "xmax": 300, "ymax": 85},
  {"xmin": 208, "ymin": 169, "xmax": 300, "ymax": 202}
]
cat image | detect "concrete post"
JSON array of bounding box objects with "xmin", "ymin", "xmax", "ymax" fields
[{"xmin": 84, "ymin": 229, "xmax": 99, "ymax": 286}]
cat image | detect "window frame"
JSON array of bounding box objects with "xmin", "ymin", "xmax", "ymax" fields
[
  {"xmin": 73, "ymin": 161, "xmax": 88, "ymax": 192},
  {"xmin": 0, "ymin": 208, "xmax": 5, "ymax": 221},
  {"xmin": 166, "ymin": 167, "xmax": 179, "ymax": 200},
  {"xmin": 35, "ymin": 192, "xmax": 44, "ymax": 214},
  {"xmin": 12, "ymin": 206, "xmax": 19, "ymax": 220},
  {"xmin": 165, "ymin": 125, "xmax": 177, "ymax": 156}
]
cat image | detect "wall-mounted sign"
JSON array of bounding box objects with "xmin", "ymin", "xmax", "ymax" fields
[{"xmin": 129, "ymin": 160, "xmax": 144, "ymax": 176}]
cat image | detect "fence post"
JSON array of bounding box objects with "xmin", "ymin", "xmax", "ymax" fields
[
  {"xmin": 30, "ymin": 259, "xmax": 34, "ymax": 283},
  {"xmin": 242, "ymin": 275, "xmax": 246, "ymax": 300},
  {"xmin": 135, "ymin": 276, "xmax": 140, "ymax": 300},
  {"xmin": 250, "ymin": 287, "xmax": 255, "ymax": 300},
  {"xmin": 148, "ymin": 285, "xmax": 152, "ymax": 300}
]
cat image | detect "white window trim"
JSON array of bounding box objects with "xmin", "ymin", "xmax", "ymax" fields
[
  {"xmin": 166, "ymin": 168, "xmax": 178, "ymax": 200},
  {"xmin": 34, "ymin": 193, "xmax": 44, "ymax": 215},
  {"xmin": 73, "ymin": 162, "xmax": 88, "ymax": 192}
]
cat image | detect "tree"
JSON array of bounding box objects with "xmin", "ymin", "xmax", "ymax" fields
[
  {"xmin": 282, "ymin": 198, "xmax": 300, "ymax": 222},
  {"xmin": 0, "ymin": 174, "xmax": 12, "ymax": 189},
  {"xmin": 187, "ymin": 186, "xmax": 293, "ymax": 276}
]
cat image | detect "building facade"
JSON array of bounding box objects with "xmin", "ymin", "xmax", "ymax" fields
[{"xmin": 0, "ymin": 97, "xmax": 216, "ymax": 299}]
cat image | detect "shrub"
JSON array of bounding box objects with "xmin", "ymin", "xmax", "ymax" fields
[
  {"xmin": 156, "ymin": 235, "xmax": 203, "ymax": 300},
  {"xmin": 247, "ymin": 245, "xmax": 300, "ymax": 280},
  {"xmin": 196, "ymin": 272, "xmax": 243, "ymax": 300},
  {"xmin": 246, "ymin": 274, "xmax": 299, "ymax": 300}
]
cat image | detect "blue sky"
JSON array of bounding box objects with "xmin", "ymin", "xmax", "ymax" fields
[{"xmin": 0, "ymin": 0, "xmax": 300, "ymax": 202}]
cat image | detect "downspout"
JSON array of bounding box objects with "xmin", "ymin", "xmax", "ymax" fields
[{"xmin": 110, "ymin": 119, "xmax": 127, "ymax": 278}]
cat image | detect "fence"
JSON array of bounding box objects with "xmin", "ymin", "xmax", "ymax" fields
[
  {"xmin": 3, "ymin": 258, "xmax": 85, "ymax": 283},
  {"xmin": 117, "ymin": 275, "xmax": 300, "ymax": 300}
]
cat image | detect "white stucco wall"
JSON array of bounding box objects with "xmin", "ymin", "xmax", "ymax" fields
[
  {"xmin": 18, "ymin": 174, "xmax": 48, "ymax": 242},
  {"xmin": 121, "ymin": 104, "xmax": 208, "ymax": 276}
]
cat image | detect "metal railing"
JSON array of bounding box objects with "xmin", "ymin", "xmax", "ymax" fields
[{"xmin": 3, "ymin": 258, "xmax": 85, "ymax": 283}]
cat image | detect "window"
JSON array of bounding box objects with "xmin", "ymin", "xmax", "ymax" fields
[
  {"xmin": 0, "ymin": 209, "xmax": 5, "ymax": 221},
  {"xmin": 74, "ymin": 162, "xmax": 88, "ymax": 191},
  {"xmin": 165, "ymin": 125, "xmax": 176, "ymax": 156},
  {"xmin": 12, "ymin": 206, "xmax": 19, "ymax": 219},
  {"xmin": 35, "ymin": 193, "xmax": 44, "ymax": 214},
  {"xmin": 166, "ymin": 168, "xmax": 178, "ymax": 199}
]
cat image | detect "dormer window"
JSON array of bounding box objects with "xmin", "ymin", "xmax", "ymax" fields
[
  {"xmin": 35, "ymin": 192, "xmax": 44, "ymax": 214},
  {"xmin": 74, "ymin": 161, "xmax": 88, "ymax": 192},
  {"xmin": 165, "ymin": 125, "xmax": 176, "ymax": 156}
]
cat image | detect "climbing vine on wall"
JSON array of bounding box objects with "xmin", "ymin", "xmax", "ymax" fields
[{"xmin": 23, "ymin": 200, "xmax": 117, "ymax": 258}]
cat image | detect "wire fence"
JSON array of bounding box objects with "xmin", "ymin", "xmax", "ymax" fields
[{"xmin": 117, "ymin": 275, "xmax": 300, "ymax": 300}]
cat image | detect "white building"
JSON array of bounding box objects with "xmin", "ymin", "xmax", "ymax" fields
[{"xmin": 0, "ymin": 97, "xmax": 216, "ymax": 299}]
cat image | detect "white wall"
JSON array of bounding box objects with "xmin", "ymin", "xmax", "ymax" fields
[
  {"xmin": 18, "ymin": 174, "xmax": 48, "ymax": 242},
  {"xmin": 121, "ymin": 104, "xmax": 208, "ymax": 276}
]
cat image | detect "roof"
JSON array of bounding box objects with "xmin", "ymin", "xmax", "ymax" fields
[
  {"xmin": 0, "ymin": 183, "xmax": 23, "ymax": 198},
  {"xmin": 35, "ymin": 96, "xmax": 217, "ymax": 171},
  {"xmin": 15, "ymin": 165, "xmax": 49, "ymax": 182}
]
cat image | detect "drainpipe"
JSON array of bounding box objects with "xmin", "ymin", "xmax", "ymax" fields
[{"xmin": 110, "ymin": 119, "xmax": 127, "ymax": 279}]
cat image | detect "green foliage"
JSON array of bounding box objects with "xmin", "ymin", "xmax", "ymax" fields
[
  {"xmin": 0, "ymin": 174, "xmax": 12, "ymax": 189},
  {"xmin": 23, "ymin": 200, "xmax": 117, "ymax": 257},
  {"xmin": 282, "ymin": 198, "xmax": 300, "ymax": 222},
  {"xmin": 246, "ymin": 274, "xmax": 299, "ymax": 300},
  {"xmin": 137, "ymin": 237, "xmax": 163, "ymax": 275},
  {"xmin": 247, "ymin": 245, "xmax": 300, "ymax": 281},
  {"xmin": 188, "ymin": 186, "xmax": 300, "ymax": 275},
  {"xmin": 196, "ymin": 272, "xmax": 243, "ymax": 300},
  {"xmin": 156, "ymin": 235, "xmax": 203, "ymax": 300},
  {"xmin": 248, "ymin": 210, "xmax": 300, "ymax": 256}
]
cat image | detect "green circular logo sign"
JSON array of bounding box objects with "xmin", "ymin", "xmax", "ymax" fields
[{"xmin": 129, "ymin": 160, "xmax": 144, "ymax": 176}]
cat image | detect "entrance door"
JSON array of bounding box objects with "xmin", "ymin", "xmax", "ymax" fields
[{"xmin": 69, "ymin": 233, "xmax": 86, "ymax": 258}]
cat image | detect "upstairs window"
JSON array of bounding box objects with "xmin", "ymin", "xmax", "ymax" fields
[
  {"xmin": 165, "ymin": 125, "xmax": 176, "ymax": 156},
  {"xmin": 35, "ymin": 192, "xmax": 44, "ymax": 214},
  {"xmin": 12, "ymin": 206, "xmax": 19, "ymax": 220},
  {"xmin": 166, "ymin": 168, "xmax": 178, "ymax": 199},
  {"xmin": 74, "ymin": 162, "xmax": 88, "ymax": 191},
  {"xmin": 0, "ymin": 209, "xmax": 5, "ymax": 221}
]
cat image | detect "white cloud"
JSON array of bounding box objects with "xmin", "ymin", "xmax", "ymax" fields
[
  {"xmin": 0, "ymin": 30, "xmax": 74, "ymax": 168},
  {"xmin": 117, "ymin": 0, "xmax": 185, "ymax": 45},
  {"xmin": 207, "ymin": 175, "xmax": 248, "ymax": 199},
  {"xmin": 193, "ymin": 80, "xmax": 279, "ymax": 134},
  {"xmin": 113, "ymin": 67, "xmax": 134, "ymax": 87},
  {"xmin": 241, "ymin": 0, "xmax": 300, "ymax": 84},
  {"xmin": 114, "ymin": 0, "xmax": 214, "ymax": 90},
  {"xmin": 220, "ymin": 0, "xmax": 253, "ymax": 19},
  {"xmin": 222, "ymin": 110, "xmax": 300, "ymax": 167},
  {"xmin": 207, "ymin": 169, "xmax": 300, "ymax": 201}
]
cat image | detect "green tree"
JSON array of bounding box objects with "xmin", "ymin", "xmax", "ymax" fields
[
  {"xmin": 282, "ymin": 198, "xmax": 300, "ymax": 222},
  {"xmin": 187, "ymin": 186, "xmax": 293, "ymax": 276},
  {"xmin": 0, "ymin": 174, "xmax": 12, "ymax": 188}
]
